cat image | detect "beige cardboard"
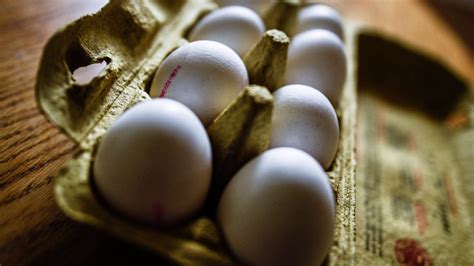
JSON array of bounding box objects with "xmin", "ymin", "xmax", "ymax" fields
[{"xmin": 45, "ymin": 0, "xmax": 474, "ymax": 265}]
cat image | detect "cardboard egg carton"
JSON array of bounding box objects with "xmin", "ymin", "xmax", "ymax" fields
[
  {"xmin": 37, "ymin": 0, "xmax": 474, "ymax": 264},
  {"xmin": 36, "ymin": 0, "xmax": 474, "ymax": 265},
  {"xmin": 36, "ymin": 0, "xmax": 357, "ymax": 264}
]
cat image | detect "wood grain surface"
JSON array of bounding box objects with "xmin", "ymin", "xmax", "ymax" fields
[{"xmin": 0, "ymin": 0, "xmax": 472, "ymax": 265}]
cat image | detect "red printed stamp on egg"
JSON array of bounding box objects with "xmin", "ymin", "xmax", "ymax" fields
[{"xmin": 159, "ymin": 65, "xmax": 182, "ymax": 97}]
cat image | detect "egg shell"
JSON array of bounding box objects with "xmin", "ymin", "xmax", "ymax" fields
[
  {"xmin": 189, "ymin": 6, "xmax": 265, "ymax": 57},
  {"xmin": 217, "ymin": 0, "xmax": 272, "ymax": 15},
  {"xmin": 150, "ymin": 40, "xmax": 249, "ymax": 126},
  {"xmin": 285, "ymin": 29, "xmax": 347, "ymax": 104},
  {"xmin": 218, "ymin": 147, "xmax": 336, "ymax": 266},
  {"xmin": 270, "ymin": 84, "xmax": 339, "ymax": 169},
  {"xmin": 93, "ymin": 99, "xmax": 212, "ymax": 226},
  {"xmin": 294, "ymin": 4, "xmax": 344, "ymax": 40}
]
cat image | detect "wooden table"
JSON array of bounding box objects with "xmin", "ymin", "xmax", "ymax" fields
[{"xmin": 1, "ymin": 0, "xmax": 472, "ymax": 265}]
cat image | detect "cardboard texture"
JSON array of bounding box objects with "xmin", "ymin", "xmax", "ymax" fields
[
  {"xmin": 35, "ymin": 0, "xmax": 472, "ymax": 264},
  {"xmin": 356, "ymin": 32, "xmax": 473, "ymax": 264}
]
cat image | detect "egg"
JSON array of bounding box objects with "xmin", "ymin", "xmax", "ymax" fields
[
  {"xmin": 270, "ymin": 84, "xmax": 339, "ymax": 169},
  {"xmin": 218, "ymin": 147, "xmax": 335, "ymax": 266},
  {"xmin": 217, "ymin": 0, "xmax": 272, "ymax": 15},
  {"xmin": 188, "ymin": 6, "xmax": 265, "ymax": 57},
  {"xmin": 293, "ymin": 4, "xmax": 344, "ymax": 40},
  {"xmin": 93, "ymin": 99, "xmax": 212, "ymax": 226},
  {"xmin": 285, "ymin": 29, "xmax": 347, "ymax": 104},
  {"xmin": 150, "ymin": 41, "xmax": 249, "ymax": 126}
]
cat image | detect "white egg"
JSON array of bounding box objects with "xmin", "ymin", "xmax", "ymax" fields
[
  {"xmin": 285, "ymin": 29, "xmax": 347, "ymax": 104},
  {"xmin": 270, "ymin": 84, "xmax": 339, "ymax": 169},
  {"xmin": 294, "ymin": 4, "xmax": 344, "ymax": 40},
  {"xmin": 150, "ymin": 41, "xmax": 249, "ymax": 126},
  {"xmin": 217, "ymin": 0, "xmax": 272, "ymax": 15},
  {"xmin": 93, "ymin": 99, "xmax": 212, "ymax": 226},
  {"xmin": 218, "ymin": 147, "xmax": 335, "ymax": 266},
  {"xmin": 189, "ymin": 6, "xmax": 265, "ymax": 57}
]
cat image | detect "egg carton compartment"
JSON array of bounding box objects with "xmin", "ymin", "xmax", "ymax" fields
[{"xmin": 35, "ymin": 0, "xmax": 357, "ymax": 265}]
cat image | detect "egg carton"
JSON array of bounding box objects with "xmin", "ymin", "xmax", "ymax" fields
[{"xmin": 36, "ymin": 0, "xmax": 357, "ymax": 264}]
